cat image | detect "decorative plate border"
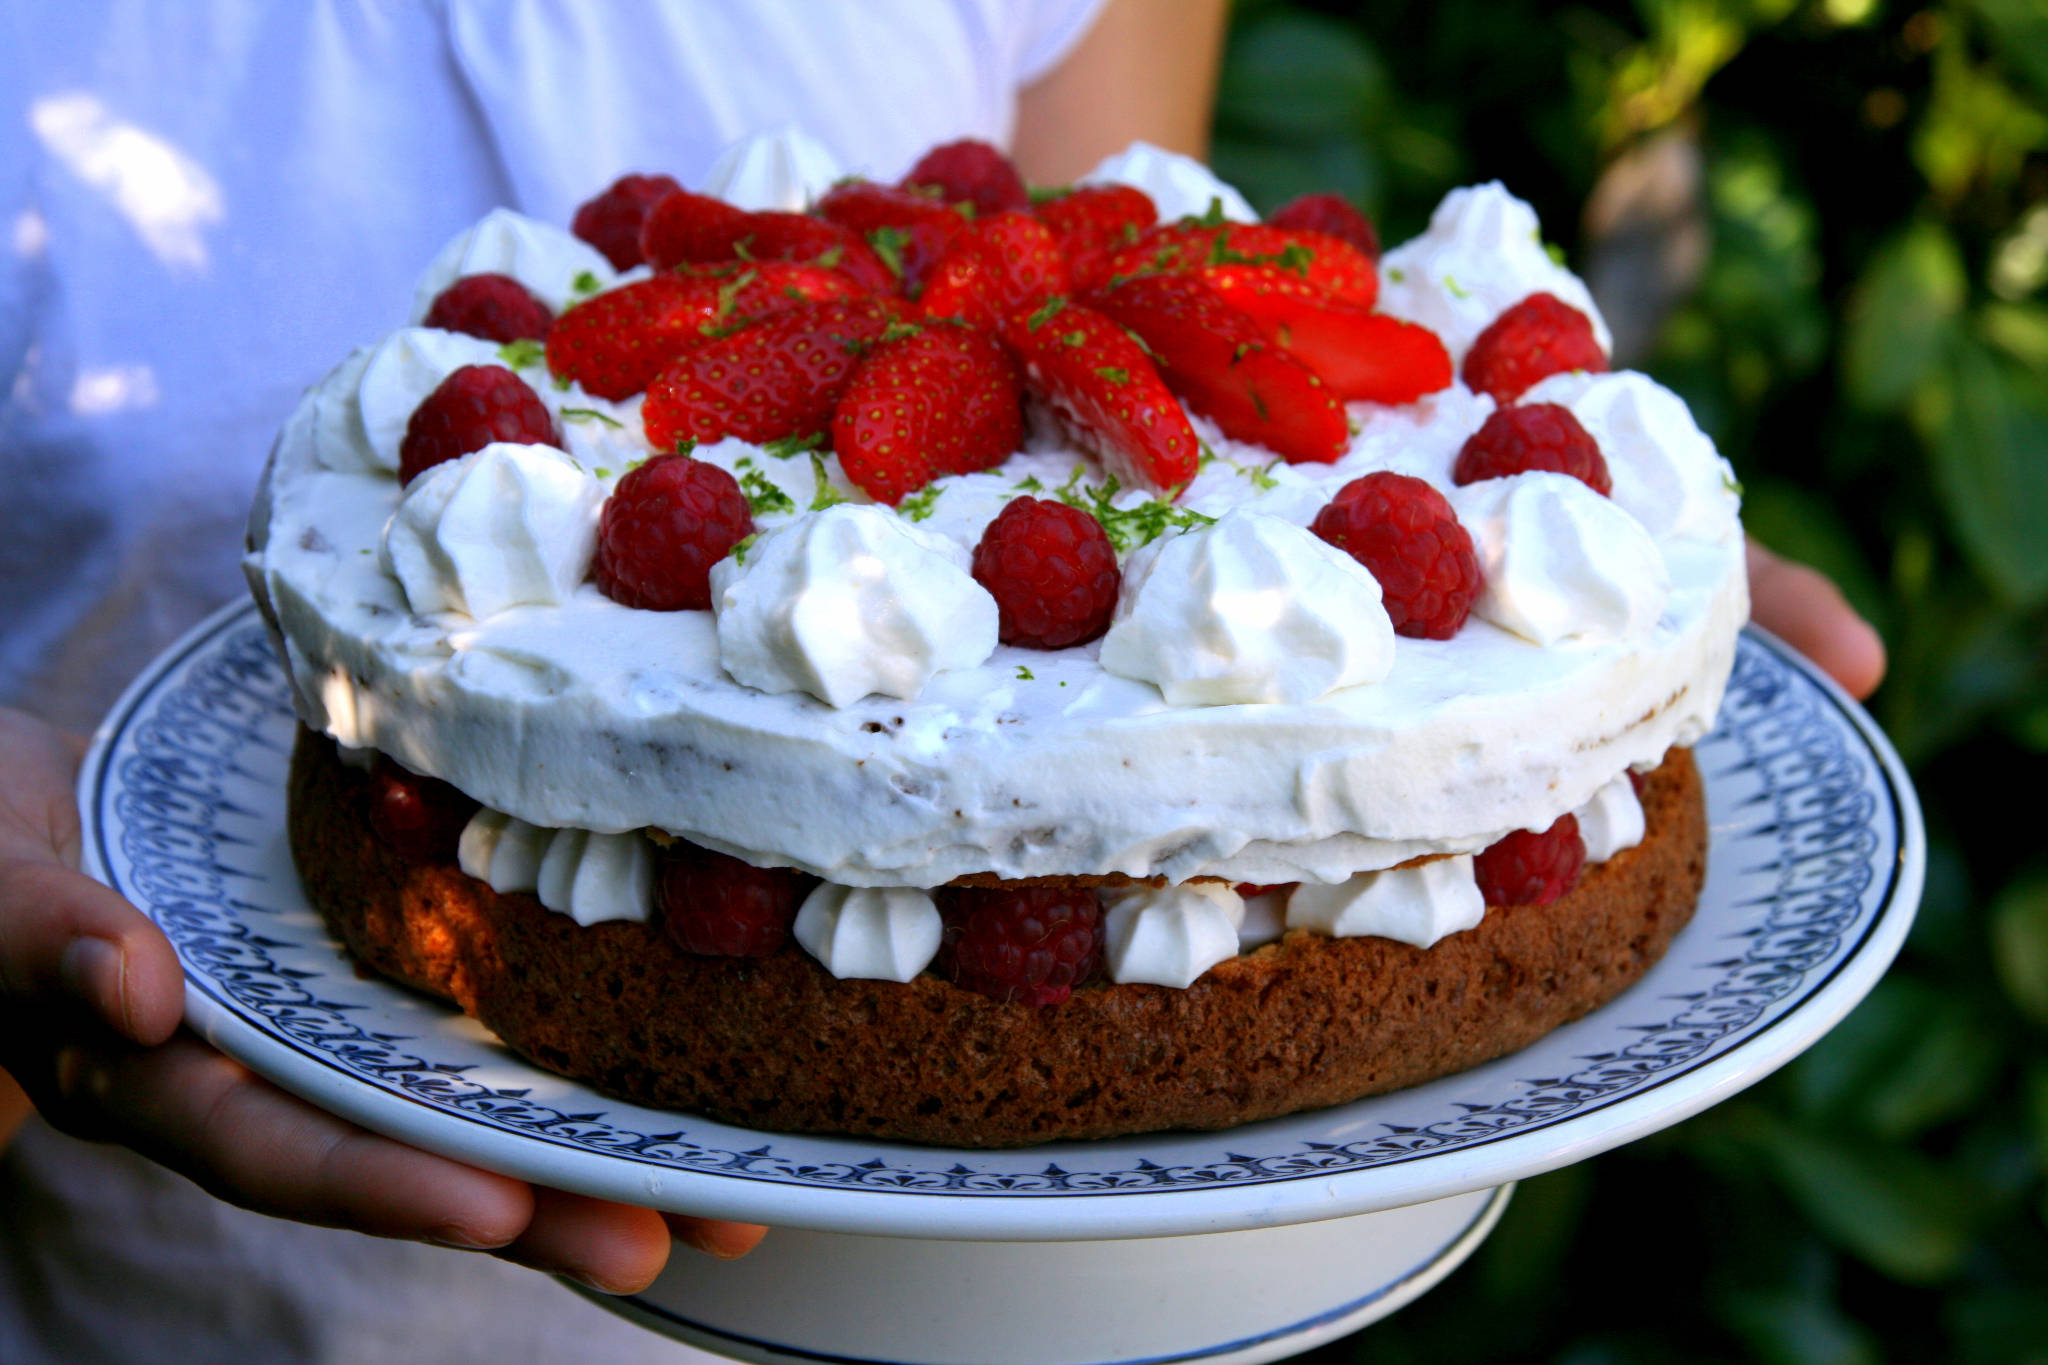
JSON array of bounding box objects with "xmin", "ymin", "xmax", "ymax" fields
[{"xmin": 83, "ymin": 602, "xmax": 1919, "ymax": 1229}]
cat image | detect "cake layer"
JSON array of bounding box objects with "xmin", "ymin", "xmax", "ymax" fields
[{"xmin": 289, "ymin": 728, "xmax": 1706, "ymax": 1147}]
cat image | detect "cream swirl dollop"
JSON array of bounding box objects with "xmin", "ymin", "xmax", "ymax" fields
[
  {"xmin": 458, "ymin": 809, "xmax": 654, "ymax": 926},
  {"xmin": 710, "ymin": 504, "xmax": 999, "ymax": 707},
  {"xmin": 1079, "ymin": 140, "xmax": 1256, "ymax": 223},
  {"xmin": 1105, "ymin": 882, "xmax": 1246, "ymax": 988},
  {"xmin": 701, "ymin": 126, "xmax": 845, "ymax": 211},
  {"xmin": 1449, "ymin": 472, "xmax": 1669, "ymax": 646},
  {"xmin": 1574, "ymin": 773, "xmax": 1646, "ymax": 863},
  {"xmin": 1285, "ymin": 855, "xmax": 1485, "ymax": 949},
  {"xmin": 1377, "ymin": 183, "xmax": 1612, "ymax": 362},
  {"xmin": 793, "ymin": 884, "xmax": 943, "ymax": 982},
  {"xmin": 410, "ymin": 207, "xmax": 617, "ymax": 317},
  {"xmin": 1099, "ymin": 511, "xmax": 1395, "ymax": 705},
  {"xmin": 380, "ymin": 442, "xmax": 602, "ymax": 620},
  {"xmin": 1520, "ymin": 371, "xmax": 1740, "ymax": 544}
]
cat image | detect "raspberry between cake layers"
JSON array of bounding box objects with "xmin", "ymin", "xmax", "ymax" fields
[{"xmin": 246, "ymin": 133, "xmax": 1748, "ymax": 1146}]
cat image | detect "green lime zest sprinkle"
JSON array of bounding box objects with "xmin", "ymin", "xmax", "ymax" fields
[
  {"xmin": 497, "ymin": 338, "xmax": 546, "ymax": 370},
  {"xmin": 739, "ymin": 467, "xmax": 795, "ymax": 515},
  {"xmin": 897, "ymin": 484, "xmax": 944, "ymax": 521},
  {"xmin": 559, "ymin": 407, "xmax": 622, "ymax": 428},
  {"xmin": 1442, "ymin": 273, "xmax": 1470, "ymax": 300},
  {"xmin": 1544, "ymin": 242, "xmax": 1568, "ymax": 267},
  {"xmin": 1012, "ymin": 474, "xmax": 1044, "ymax": 493},
  {"xmin": 731, "ymin": 532, "xmax": 759, "ymax": 565},
  {"xmin": 763, "ymin": 431, "xmax": 825, "ymax": 459},
  {"xmin": 672, "ymin": 437, "xmax": 700, "ymax": 457},
  {"xmin": 593, "ymin": 466, "xmax": 611, "ymax": 479},
  {"xmin": 867, "ymin": 225, "xmax": 911, "ymax": 278},
  {"xmin": 551, "ymin": 372, "xmax": 573, "ymax": 391},
  {"xmin": 1095, "ymin": 366, "xmax": 1130, "ymax": 384},
  {"xmin": 1053, "ymin": 471, "xmax": 1217, "ymax": 553},
  {"xmin": 1025, "ymin": 296, "xmax": 1067, "ymax": 331},
  {"xmin": 1386, "ymin": 267, "xmax": 1406, "ymax": 284},
  {"xmin": 1015, "ymin": 665, "xmax": 1035, "ymax": 681},
  {"xmin": 571, "ymin": 270, "xmax": 602, "ymax": 296},
  {"xmin": 808, "ymin": 450, "xmax": 847, "ymax": 510}
]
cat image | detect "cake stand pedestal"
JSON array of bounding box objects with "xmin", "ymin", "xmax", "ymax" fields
[{"xmin": 575, "ymin": 1185, "xmax": 1510, "ymax": 1365}]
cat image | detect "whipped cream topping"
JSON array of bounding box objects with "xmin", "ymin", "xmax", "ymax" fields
[
  {"xmin": 1377, "ymin": 183, "xmax": 1613, "ymax": 362},
  {"xmin": 701, "ymin": 126, "xmax": 845, "ymax": 211},
  {"xmin": 410, "ymin": 208, "xmax": 618, "ymax": 318},
  {"xmin": 1521, "ymin": 371, "xmax": 1740, "ymax": 544},
  {"xmin": 1104, "ymin": 882, "xmax": 1246, "ymax": 987},
  {"xmin": 710, "ymin": 504, "xmax": 999, "ymax": 707},
  {"xmin": 1099, "ymin": 512, "xmax": 1396, "ymax": 705},
  {"xmin": 793, "ymin": 883, "xmax": 943, "ymax": 982},
  {"xmin": 381, "ymin": 443, "xmax": 602, "ymax": 620},
  {"xmin": 458, "ymin": 809, "xmax": 653, "ymax": 925},
  {"xmin": 358, "ymin": 328, "xmax": 506, "ymax": 474},
  {"xmin": 1078, "ymin": 140, "xmax": 1256, "ymax": 223},
  {"xmin": 1237, "ymin": 889, "xmax": 1287, "ymax": 951},
  {"xmin": 1449, "ymin": 471, "xmax": 1670, "ymax": 647},
  {"xmin": 1285, "ymin": 855, "xmax": 1485, "ymax": 949},
  {"xmin": 1574, "ymin": 773, "xmax": 1646, "ymax": 863},
  {"xmin": 247, "ymin": 149, "xmax": 1747, "ymax": 891}
]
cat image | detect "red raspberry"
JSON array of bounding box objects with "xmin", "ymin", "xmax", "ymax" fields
[
  {"xmin": 1310, "ymin": 472, "xmax": 1481, "ymax": 640},
  {"xmin": 422, "ymin": 273, "xmax": 554, "ymax": 344},
  {"xmin": 1452, "ymin": 403, "xmax": 1611, "ymax": 496},
  {"xmin": 902, "ymin": 139, "xmax": 1030, "ymax": 216},
  {"xmin": 659, "ymin": 842, "xmax": 816, "ymax": 957},
  {"xmin": 367, "ymin": 754, "xmax": 477, "ymax": 862},
  {"xmin": 1474, "ymin": 815, "xmax": 1586, "ymax": 906},
  {"xmin": 572, "ymin": 173, "xmax": 684, "ymax": 270},
  {"xmin": 1266, "ymin": 192, "xmax": 1381, "ymax": 260},
  {"xmin": 1461, "ymin": 292, "xmax": 1608, "ymax": 405},
  {"xmin": 592, "ymin": 455, "xmax": 753, "ymax": 611},
  {"xmin": 397, "ymin": 364, "xmax": 556, "ymax": 486},
  {"xmin": 970, "ymin": 497, "xmax": 1121, "ymax": 649},
  {"xmin": 937, "ymin": 885, "xmax": 1102, "ymax": 1006}
]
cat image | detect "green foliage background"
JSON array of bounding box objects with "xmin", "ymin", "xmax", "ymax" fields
[{"xmin": 1208, "ymin": 2, "xmax": 2048, "ymax": 1360}]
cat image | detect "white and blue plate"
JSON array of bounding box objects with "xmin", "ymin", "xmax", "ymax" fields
[{"xmin": 80, "ymin": 601, "xmax": 1923, "ymax": 1243}]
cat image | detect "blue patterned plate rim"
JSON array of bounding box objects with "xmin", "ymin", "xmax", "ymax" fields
[{"xmin": 81, "ymin": 601, "xmax": 1924, "ymax": 1240}]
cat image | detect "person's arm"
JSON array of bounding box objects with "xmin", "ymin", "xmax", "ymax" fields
[
  {"xmin": 1011, "ymin": 0, "xmax": 1230, "ymax": 185},
  {"xmin": 0, "ymin": 706, "xmax": 763, "ymax": 1290}
]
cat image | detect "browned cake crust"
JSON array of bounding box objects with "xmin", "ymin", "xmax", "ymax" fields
[{"xmin": 289, "ymin": 731, "xmax": 1706, "ymax": 1147}]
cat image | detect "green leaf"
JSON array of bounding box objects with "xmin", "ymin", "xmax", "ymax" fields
[
  {"xmin": 1787, "ymin": 977, "xmax": 2004, "ymax": 1140},
  {"xmin": 1214, "ymin": 10, "xmax": 1385, "ymax": 140},
  {"xmin": 1754, "ymin": 1122, "xmax": 1987, "ymax": 1282},
  {"xmin": 1991, "ymin": 871, "xmax": 2048, "ymax": 1025},
  {"xmin": 1917, "ymin": 336, "xmax": 2048, "ymax": 603},
  {"xmin": 1717, "ymin": 1288, "xmax": 1880, "ymax": 1365},
  {"xmin": 1841, "ymin": 222, "xmax": 1965, "ymax": 412},
  {"xmin": 1950, "ymin": 1287, "xmax": 2048, "ymax": 1365},
  {"xmin": 1964, "ymin": 0, "xmax": 2048, "ymax": 100}
]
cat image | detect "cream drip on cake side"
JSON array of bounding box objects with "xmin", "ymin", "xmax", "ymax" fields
[{"xmin": 246, "ymin": 150, "xmax": 1747, "ymax": 894}]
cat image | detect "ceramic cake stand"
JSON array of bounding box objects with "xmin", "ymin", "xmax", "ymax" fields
[{"xmin": 82, "ymin": 603, "xmax": 1923, "ymax": 1365}]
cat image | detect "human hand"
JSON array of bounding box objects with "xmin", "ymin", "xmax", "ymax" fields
[
  {"xmin": 1746, "ymin": 538, "xmax": 1887, "ymax": 700},
  {"xmin": 0, "ymin": 705, "xmax": 764, "ymax": 1292}
]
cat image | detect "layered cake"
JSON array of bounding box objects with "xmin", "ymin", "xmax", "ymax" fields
[{"xmin": 247, "ymin": 133, "xmax": 1747, "ymax": 1146}]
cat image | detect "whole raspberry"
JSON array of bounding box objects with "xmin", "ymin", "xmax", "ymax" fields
[
  {"xmin": 659, "ymin": 842, "xmax": 816, "ymax": 957},
  {"xmin": 1266, "ymin": 192, "xmax": 1380, "ymax": 259},
  {"xmin": 937, "ymin": 885, "xmax": 1102, "ymax": 1006},
  {"xmin": 398, "ymin": 364, "xmax": 557, "ymax": 485},
  {"xmin": 1451, "ymin": 403, "xmax": 1611, "ymax": 496},
  {"xmin": 1309, "ymin": 472, "xmax": 1481, "ymax": 640},
  {"xmin": 367, "ymin": 754, "xmax": 477, "ymax": 862},
  {"xmin": 1474, "ymin": 815, "xmax": 1586, "ymax": 906},
  {"xmin": 591, "ymin": 455, "xmax": 753, "ymax": 611},
  {"xmin": 421, "ymin": 273, "xmax": 554, "ymax": 344},
  {"xmin": 571, "ymin": 172, "xmax": 684, "ymax": 270},
  {"xmin": 1461, "ymin": 292, "xmax": 1607, "ymax": 404},
  {"xmin": 970, "ymin": 497, "xmax": 1121, "ymax": 649},
  {"xmin": 902, "ymin": 139, "xmax": 1030, "ymax": 216}
]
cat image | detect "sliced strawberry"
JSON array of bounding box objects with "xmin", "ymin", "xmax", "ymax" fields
[
  {"xmin": 1208, "ymin": 270, "xmax": 1452, "ymax": 404},
  {"xmin": 815, "ymin": 181, "xmax": 969, "ymax": 296},
  {"xmin": 919, "ymin": 212, "xmax": 1070, "ymax": 333},
  {"xmin": 545, "ymin": 268, "xmax": 860, "ymax": 400},
  {"xmin": 1102, "ymin": 222, "xmax": 1379, "ymax": 309},
  {"xmin": 902, "ymin": 139, "xmax": 1029, "ymax": 216},
  {"xmin": 1267, "ymin": 193, "xmax": 1381, "ymax": 260},
  {"xmin": 1001, "ymin": 299, "xmax": 1199, "ymax": 493},
  {"xmin": 1089, "ymin": 275, "xmax": 1347, "ymax": 464},
  {"xmin": 731, "ymin": 212, "xmax": 896, "ymax": 294},
  {"xmin": 833, "ymin": 324, "xmax": 1023, "ymax": 504},
  {"xmin": 642, "ymin": 297, "xmax": 899, "ymax": 450},
  {"xmin": 1034, "ymin": 185, "xmax": 1157, "ymax": 292},
  {"xmin": 637, "ymin": 189, "xmax": 751, "ymax": 272}
]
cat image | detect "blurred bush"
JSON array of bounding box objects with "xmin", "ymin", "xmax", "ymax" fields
[{"xmin": 1208, "ymin": 2, "xmax": 2048, "ymax": 1360}]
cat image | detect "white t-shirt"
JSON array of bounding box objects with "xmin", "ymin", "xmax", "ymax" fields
[{"xmin": 0, "ymin": 2, "xmax": 1101, "ymax": 1360}]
